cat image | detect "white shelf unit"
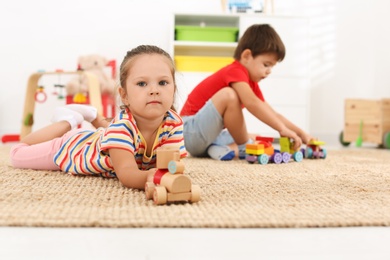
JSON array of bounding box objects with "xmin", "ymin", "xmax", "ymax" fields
[{"xmin": 172, "ymin": 13, "xmax": 310, "ymax": 137}]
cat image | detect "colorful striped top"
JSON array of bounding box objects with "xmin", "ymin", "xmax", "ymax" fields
[{"xmin": 53, "ymin": 109, "xmax": 187, "ymax": 178}]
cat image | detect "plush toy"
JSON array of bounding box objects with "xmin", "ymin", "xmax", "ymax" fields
[{"xmin": 66, "ymin": 54, "xmax": 116, "ymax": 96}]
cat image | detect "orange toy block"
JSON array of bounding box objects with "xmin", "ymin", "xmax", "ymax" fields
[{"xmin": 246, "ymin": 143, "xmax": 264, "ymax": 155}]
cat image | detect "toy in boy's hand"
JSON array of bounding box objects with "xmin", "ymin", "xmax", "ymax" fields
[
  {"xmin": 279, "ymin": 137, "xmax": 304, "ymax": 162},
  {"xmin": 65, "ymin": 54, "xmax": 116, "ymax": 96},
  {"xmin": 145, "ymin": 148, "xmax": 201, "ymax": 205},
  {"xmin": 302, "ymin": 139, "xmax": 327, "ymax": 159},
  {"xmin": 245, "ymin": 136, "xmax": 303, "ymax": 165}
]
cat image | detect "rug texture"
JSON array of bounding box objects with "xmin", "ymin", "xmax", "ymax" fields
[{"xmin": 1, "ymin": 145, "xmax": 390, "ymax": 228}]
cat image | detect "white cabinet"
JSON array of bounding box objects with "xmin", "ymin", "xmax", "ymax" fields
[{"xmin": 172, "ymin": 13, "xmax": 310, "ymax": 137}]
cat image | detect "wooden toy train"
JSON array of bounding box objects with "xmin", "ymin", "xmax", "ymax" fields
[{"xmin": 145, "ymin": 148, "xmax": 201, "ymax": 205}]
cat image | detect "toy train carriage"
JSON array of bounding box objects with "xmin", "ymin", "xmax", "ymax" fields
[
  {"xmin": 341, "ymin": 98, "xmax": 390, "ymax": 148},
  {"xmin": 245, "ymin": 136, "xmax": 303, "ymax": 164},
  {"xmin": 303, "ymin": 140, "xmax": 327, "ymax": 159},
  {"xmin": 145, "ymin": 149, "xmax": 201, "ymax": 205}
]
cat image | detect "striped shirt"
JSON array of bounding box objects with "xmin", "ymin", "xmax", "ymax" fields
[{"xmin": 54, "ymin": 109, "xmax": 187, "ymax": 178}]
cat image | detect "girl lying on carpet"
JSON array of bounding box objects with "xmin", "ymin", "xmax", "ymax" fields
[{"xmin": 10, "ymin": 45, "xmax": 187, "ymax": 189}]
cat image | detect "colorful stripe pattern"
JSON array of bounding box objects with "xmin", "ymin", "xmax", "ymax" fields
[{"xmin": 54, "ymin": 109, "xmax": 187, "ymax": 177}]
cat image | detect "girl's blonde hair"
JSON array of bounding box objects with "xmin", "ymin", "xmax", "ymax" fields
[{"xmin": 118, "ymin": 45, "xmax": 177, "ymax": 111}]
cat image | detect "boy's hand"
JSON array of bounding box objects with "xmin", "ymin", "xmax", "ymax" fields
[
  {"xmin": 279, "ymin": 128, "xmax": 302, "ymax": 150},
  {"xmin": 300, "ymin": 133, "xmax": 315, "ymax": 145}
]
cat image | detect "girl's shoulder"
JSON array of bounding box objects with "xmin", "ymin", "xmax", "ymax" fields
[{"xmin": 165, "ymin": 109, "xmax": 183, "ymax": 124}]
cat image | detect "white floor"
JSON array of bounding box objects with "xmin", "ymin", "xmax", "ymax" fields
[
  {"xmin": 1, "ymin": 227, "xmax": 390, "ymax": 259},
  {"xmin": 2, "ymin": 140, "xmax": 390, "ymax": 260}
]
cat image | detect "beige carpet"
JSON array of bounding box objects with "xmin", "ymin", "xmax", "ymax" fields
[{"xmin": 1, "ymin": 144, "xmax": 390, "ymax": 228}]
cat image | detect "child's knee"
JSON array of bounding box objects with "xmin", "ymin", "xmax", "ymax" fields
[
  {"xmin": 9, "ymin": 143, "xmax": 29, "ymax": 167},
  {"xmin": 215, "ymin": 88, "xmax": 240, "ymax": 103}
]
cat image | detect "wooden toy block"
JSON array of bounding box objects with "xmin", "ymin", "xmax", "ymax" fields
[
  {"xmin": 255, "ymin": 136, "xmax": 274, "ymax": 143},
  {"xmin": 264, "ymin": 145, "xmax": 274, "ymax": 156},
  {"xmin": 157, "ymin": 174, "xmax": 191, "ymax": 193},
  {"xmin": 246, "ymin": 143, "xmax": 264, "ymax": 155},
  {"xmin": 308, "ymin": 140, "xmax": 325, "ymax": 146},
  {"xmin": 343, "ymin": 98, "xmax": 390, "ymax": 146},
  {"xmin": 156, "ymin": 148, "xmax": 181, "ymax": 169},
  {"xmin": 279, "ymin": 137, "xmax": 291, "ymax": 153}
]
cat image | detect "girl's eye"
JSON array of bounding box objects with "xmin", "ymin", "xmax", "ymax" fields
[
  {"xmin": 137, "ymin": 81, "xmax": 147, "ymax": 87},
  {"xmin": 159, "ymin": 80, "xmax": 168, "ymax": 86}
]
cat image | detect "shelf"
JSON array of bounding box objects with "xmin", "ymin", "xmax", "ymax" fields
[
  {"xmin": 174, "ymin": 41, "xmax": 236, "ymax": 57},
  {"xmin": 175, "ymin": 13, "xmax": 240, "ymax": 28},
  {"xmin": 174, "ymin": 41, "xmax": 237, "ymax": 48}
]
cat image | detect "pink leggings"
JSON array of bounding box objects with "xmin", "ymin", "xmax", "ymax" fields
[{"xmin": 10, "ymin": 129, "xmax": 82, "ymax": 171}]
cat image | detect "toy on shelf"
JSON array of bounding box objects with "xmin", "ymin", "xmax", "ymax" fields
[
  {"xmin": 145, "ymin": 148, "xmax": 201, "ymax": 205},
  {"xmin": 245, "ymin": 136, "xmax": 303, "ymax": 165},
  {"xmin": 53, "ymin": 83, "xmax": 66, "ymax": 100},
  {"xmin": 340, "ymin": 98, "xmax": 390, "ymax": 149},
  {"xmin": 302, "ymin": 139, "xmax": 327, "ymax": 159},
  {"xmin": 65, "ymin": 55, "xmax": 117, "ymax": 118},
  {"xmin": 34, "ymin": 86, "xmax": 47, "ymax": 103}
]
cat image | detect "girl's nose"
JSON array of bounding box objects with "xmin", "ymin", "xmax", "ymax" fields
[{"xmin": 149, "ymin": 85, "xmax": 160, "ymax": 96}]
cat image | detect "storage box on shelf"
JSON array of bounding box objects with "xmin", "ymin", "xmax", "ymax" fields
[
  {"xmin": 174, "ymin": 56, "xmax": 234, "ymax": 73},
  {"xmin": 173, "ymin": 14, "xmax": 239, "ymax": 73},
  {"xmin": 175, "ymin": 25, "xmax": 238, "ymax": 42}
]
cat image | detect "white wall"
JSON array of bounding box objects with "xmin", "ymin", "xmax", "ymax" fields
[{"xmin": 1, "ymin": 0, "xmax": 389, "ymax": 144}]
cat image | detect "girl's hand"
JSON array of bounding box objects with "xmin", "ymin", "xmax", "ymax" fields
[{"xmin": 146, "ymin": 168, "xmax": 157, "ymax": 183}]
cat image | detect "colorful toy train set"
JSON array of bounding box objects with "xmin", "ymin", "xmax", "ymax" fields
[{"xmin": 245, "ymin": 136, "xmax": 326, "ymax": 165}]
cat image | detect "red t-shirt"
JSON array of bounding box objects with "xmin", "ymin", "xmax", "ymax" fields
[{"xmin": 180, "ymin": 60, "xmax": 265, "ymax": 116}]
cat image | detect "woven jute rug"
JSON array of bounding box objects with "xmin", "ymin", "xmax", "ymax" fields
[{"xmin": 1, "ymin": 145, "xmax": 390, "ymax": 228}]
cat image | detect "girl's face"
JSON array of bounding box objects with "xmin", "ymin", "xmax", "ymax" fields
[
  {"xmin": 120, "ymin": 54, "xmax": 175, "ymax": 120},
  {"xmin": 244, "ymin": 52, "xmax": 278, "ymax": 83}
]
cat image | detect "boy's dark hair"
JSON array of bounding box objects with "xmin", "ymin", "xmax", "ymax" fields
[{"xmin": 233, "ymin": 24, "xmax": 285, "ymax": 61}]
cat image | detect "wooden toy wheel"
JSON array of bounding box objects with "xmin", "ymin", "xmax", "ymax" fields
[
  {"xmin": 145, "ymin": 182, "xmax": 155, "ymax": 200},
  {"xmin": 153, "ymin": 186, "xmax": 167, "ymax": 205},
  {"xmin": 339, "ymin": 131, "xmax": 351, "ymax": 147},
  {"xmin": 190, "ymin": 185, "xmax": 201, "ymax": 203},
  {"xmin": 383, "ymin": 132, "xmax": 390, "ymax": 149},
  {"xmin": 258, "ymin": 154, "xmax": 269, "ymax": 165},
  {"xmin": 293, "ymin": 151, "xmax": 303, "ymax": 162}
]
